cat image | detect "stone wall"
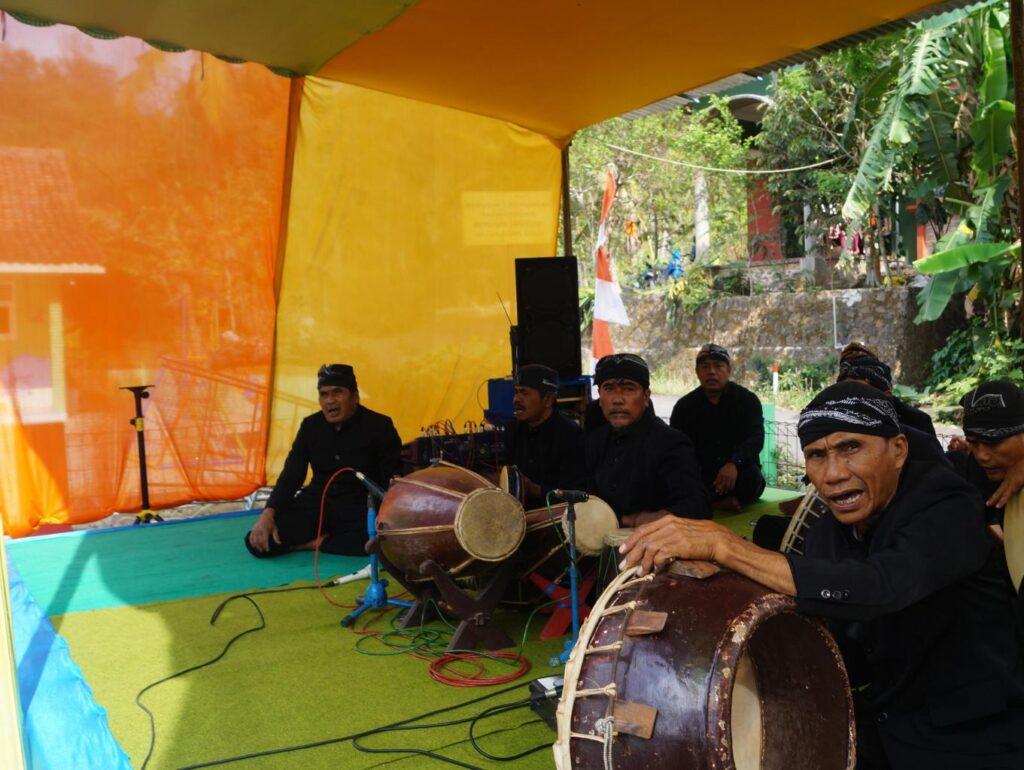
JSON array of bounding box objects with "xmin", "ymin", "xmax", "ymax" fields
[{"xmin": 600, "ymin": 286, "xmax": 963, "ymax": 390}]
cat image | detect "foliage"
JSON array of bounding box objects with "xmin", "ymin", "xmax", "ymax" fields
[
  {"xmin": 748, "ymin": 354, "xmax": 839, "ymax": 410},
  {"xmin": 925, "ymin": 319, "xmax": 1024, "ymax": 411},
  {"xmin": 664, "ymin": 265, "xmax": 713, "ymax": 324},
  {"xmin": 578, "ymin": 284, "xmax": 595, "ymax": 331},
  {"xmin": 566, "ymin": 101, "xmax": 751, "ymax": 291}
]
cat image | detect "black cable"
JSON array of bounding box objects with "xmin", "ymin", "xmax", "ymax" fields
[
  {"xmin": 176, "ymin": 682, "xmax": 531, "ymax": 769},
  {"xmin": 468, "ymin": 701, "xmax": 552, "ymax": 761},
  {"xmin": 136, "ymin": 583, "xmax": 327, "ymax": 769},
  {"xmin": 360, "ymin": 718, "xmax": 543, "ymax": 770}
]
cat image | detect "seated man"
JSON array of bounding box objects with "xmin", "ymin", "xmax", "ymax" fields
[
  {"xmin": 586, "ymin": 353, "xmax": 710, "ymax": 526},
  {"xmin": 670, "ymin": 344, "xmax": 766, "ymax": 509},
  {"xmin": 947, "ymin": 381, "xmax": 1024, "ymax": 600},
  {"xmin": 246, "ymin": 364, "xmax": 402, "ymax": 558},
  {"xmin": 620, "ymin": 381, "xmax": 1024, "ymax": 768},
  {"xmin": 837, "ymin": 342, "xmax": 935, "ymax": 437},
  {"xmin": 505, "ymin": 364, "xmax": 585, "ymax": 508}
]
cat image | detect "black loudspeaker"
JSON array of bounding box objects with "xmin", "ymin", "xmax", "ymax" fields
[{"xmin": 515, "ymin": 257, "xmax": 582, "ymax": 378}]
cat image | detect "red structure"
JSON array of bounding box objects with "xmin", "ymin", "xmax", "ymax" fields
[{"xmin": 747, "ymin": 177, "xmax": 784, "ymax": 262}]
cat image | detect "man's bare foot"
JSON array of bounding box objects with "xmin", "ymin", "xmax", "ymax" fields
[
  {"xmin": 713, "ymin": 495, "xmax": 742, "ymax": 512},
  {"xmin": 778, "ymin": 496, "xmax": 803, "ymax": 516}
]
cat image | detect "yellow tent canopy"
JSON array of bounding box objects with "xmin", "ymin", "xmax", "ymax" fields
[{"xmin": 3, "ymin": 0, "xmax": 971, "ymax": 138}]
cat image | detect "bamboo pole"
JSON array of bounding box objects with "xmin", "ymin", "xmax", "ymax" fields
[
  {"xmin": 561, "ymin": 143, "xmax": 574, "ymax": 258},
  {"xmin": 1012, "ymin": 0, "xmax": 1024, "ymax": 334},
  {"xmin": 0, "ymin": 521, "xmax": 27, "ymax": 769}
]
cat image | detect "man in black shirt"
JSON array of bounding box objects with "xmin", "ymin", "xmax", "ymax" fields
[
  {"xmin": 837, "ymin": 342, "xmax": 935, "ymax": 437},
  {"xmin": 586, "ymin": 353, "xmax": 710, "ymax": 525},
  {"xmin": 504, "ymin": 364, "xmax": 585, "ymax": 509},
  {"xmin": 245, "ymin": 363, "xmax": 402, "ymax": 558},
  {"xmin": 670, "ymin": 344, "xmax": 765, "ymax": 510},
  {"xmin": 620, "ymin": 382, "xmax": 1024, "ymax": 768}
]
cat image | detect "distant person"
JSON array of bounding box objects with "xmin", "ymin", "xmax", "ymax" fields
[
  {"xmin": 586, "ymin": 353, "xmax": 710, "ymax": 525},
  {"xmin": 837, "ymin": 342, "xmax": 935, "ymax": 437},
  {"xmin": 245, "ymin": 364, "xmax": 402, "ymax": 558},
  {"xmin": 504, "ymin": 364, "xmax": 585, "ymax": 508},
  {"xmin": 670, "ymin": 344, "xmax": 766, "ymax": 510}
]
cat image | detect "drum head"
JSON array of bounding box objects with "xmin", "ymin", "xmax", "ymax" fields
[
  {"xmin": 564, "ymin": 496, "xmax": 618, "ymax": 556},
  {"xmin": 454, "ymin": 488, "xmax": 526, "ymax": 562},
  {"xmin": 1004, "ymin": 491, "xmax": 1024, "ymax": 593},
  {"xmin": 498, "ymin": 465, "xmax": 523, "ymax": 502}
]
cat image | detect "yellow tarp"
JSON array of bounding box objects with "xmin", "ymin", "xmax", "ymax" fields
[{"xmin": 268, "ymin": 78, "xmax": 561, "ymax": 473}]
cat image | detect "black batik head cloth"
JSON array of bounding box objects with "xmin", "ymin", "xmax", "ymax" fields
[
  {"xmin": 696, "ymin": 343, "xmax": 730, "ymax": 366},
  {"xmin": 594, "ymin": 353, "xmax": 650, "ymax": 389},
  {"xmin": 515, "ymin": 364, "xmax": 559, "ymax": 394},
  {"xmin": 961, "ymin": 380, "xmax": 1024, "ymax": 441},
  {"xmin": 798, "ymin": 381, "xmax": 902, "ymax": 448},
  {"xmin": 837, "ymin": 355, "xmax": 893, "ymax": 393},
  {"xmin": 317, "ymin": 363, "xmax": 357, "ymax": 391}
]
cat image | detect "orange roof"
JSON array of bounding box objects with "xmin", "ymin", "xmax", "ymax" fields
[{"xmin": 0, "ymin": 147, "xmax": 106, "ymax": 268}]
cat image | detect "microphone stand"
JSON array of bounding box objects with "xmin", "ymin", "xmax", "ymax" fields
[
  {"xmin": 341, "ymin": 492, "xmax": 411, "ymax": 627},
  {"xmin": 554, "ymin": 497, "xmax": 582, "ymax": 666}
]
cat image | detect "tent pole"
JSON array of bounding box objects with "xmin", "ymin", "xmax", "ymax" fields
[
  {"xmin": 0, "ymin": 523, "xmax": 28, "ymax": 770},
  {"xmin": 1012, "ymin": 0, "xmax": 1024, "ymax": 334},
  {"xmin": 561, "ymin": 143, "xmax": 574, "ymax": 258}
]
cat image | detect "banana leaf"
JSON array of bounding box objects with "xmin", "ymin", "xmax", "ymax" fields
[{"xmin": 915, "ymin": 240, "xmax": 1020, "ymax": 274}]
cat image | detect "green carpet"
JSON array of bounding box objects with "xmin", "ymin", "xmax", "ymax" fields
[
  {"xmin": 5, "ymin": 512, "xmax": 367, "ymax": 616},
  {"xmin": 52, "ymin": 581, "xmax": 565, "ymax": 770},
  {"xmin": 34, "ymin": 491, "xmax": 799, "ymax": 769}
]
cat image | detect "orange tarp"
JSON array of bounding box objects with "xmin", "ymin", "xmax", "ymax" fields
[{"xmin": 0, "ymin": 18, "xmax": 290, "ymax": 535}]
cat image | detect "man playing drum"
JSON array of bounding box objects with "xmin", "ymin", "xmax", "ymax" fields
[
  {"xmin": 245, "ymin": 364, "xmax": 402, "ymax": 558},
  {"xmin": 504, "ymin": 364, "xmax": 585, "ymax": 509},
  {"xmin": 620, "ymin": 381, "xmax": 1024, "ymax": 768},
  {"xmin": 670, "ymin": 344, "xmax": 766, "ymax": 510},
  {"xmin": 585, "ymin": 353, "xmax": 710, "ymax": 526}
]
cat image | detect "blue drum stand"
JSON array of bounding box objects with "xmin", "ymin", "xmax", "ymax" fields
[{"xmin": 341, "ymin": 493, "xmax": 411, "ymax": 627}]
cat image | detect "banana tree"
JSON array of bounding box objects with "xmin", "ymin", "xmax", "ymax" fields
[{"xmin": 841, "ymin": 0, "xmax": 1018, "ymax": 322}]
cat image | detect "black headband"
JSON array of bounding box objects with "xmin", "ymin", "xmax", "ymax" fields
[
  {"xmin": 837, "ymin": 356, "xmax": 893, "ymax": 393},
  {"xmin": 798, "ymin": 382, "xmax": 901, "ymax": 448},
  {"xmin": 515, "ymin": 364, "xmax": 559, "ymax": 394},
  {"xmin": 317, "ymin": 363, "xmax": 357, "ymax": 391},
  {"xmin": 594, "ymin": 353, "xmax": 650, "ymax": 389},
  {"xmin": 696, "ymin": 343, "xmax": 730, "ymax": 366},
  {"xmin": 961, "ymin": 381, "xmax": 1024, "ymax": 441}
]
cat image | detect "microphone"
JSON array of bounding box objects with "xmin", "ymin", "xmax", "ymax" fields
[
  {"xmin": 551, "ymin": 489, "xmax": 589, "ymax": 503},
  {"xmin": 354, "ymin": 471, "xmax": 388, "ymax": 501}
]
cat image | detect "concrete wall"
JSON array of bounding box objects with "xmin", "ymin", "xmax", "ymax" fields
[{"xmin": 601, "ymin": 286, "xmax": 963, "ymax": 390}]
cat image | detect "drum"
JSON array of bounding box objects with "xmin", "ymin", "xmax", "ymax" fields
[
  {"xmin": 1003, "ymin": 490, "xmax": 1024, "ymax": 593},
  {"xmin": 555, "ymin": 565, "xmax": 855, "ymax": 770},
  {"xmin": 513, "ymin": 496, "xmax": 618, "ymax": 577},
  {"xmin": 779, "ymin": 485, "xmax": 831, "ymax": 555},
  {"xmin": 375, "ymin": 461, "xmax": 526, "ymax": 583},
  {"xmin": 498, "ymin": 465, "xmax": 526, "ymax": 505}
]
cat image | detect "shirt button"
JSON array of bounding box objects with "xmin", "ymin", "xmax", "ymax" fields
[
  {"xmin": 876, "ymin": 712, "xmax": 888, "ymax": 724},
  {"xmin": 820, "ymin": 589, "xmax": 832, "ymax": 599},
  {"xmin": 335, "ymin": 455, "xmax": 340, "ymax": 460},
  {"xmin": 841, "ymin": 590, "xmax": 850, "ymax": 600}
]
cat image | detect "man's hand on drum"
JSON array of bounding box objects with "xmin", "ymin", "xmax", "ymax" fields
[
  {"xmin": 618, "ymin": 516, "xmax": 729, "ymax": 575},
  {"xmin": 621, "ymin": 510, "xmax": 672, "ymax": 527}
]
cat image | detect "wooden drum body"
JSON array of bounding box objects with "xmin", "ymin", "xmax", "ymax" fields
[
  {"xmin": 555, "ymin": 566, "xmax": 855, "ymax": 770},
  {"xmin": 376, "ymin": 462, "xmax": 526, "ymax": 583}
]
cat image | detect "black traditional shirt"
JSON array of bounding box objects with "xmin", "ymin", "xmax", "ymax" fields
[
  {"xmin": 505, "ymin": 410, "xmax": 585, "ymax": 509},
  {"xmin": 788, "ymin": 461, "xmax": 1024, "ymax": 767},
  {"xmin": 585, "ymin": 410, "xmax": 710, "ymax": 520},
  {"xmin": 267, "ymin": 406, "xmax": 403, "ymax": 516},
  {"xmin": 894, "ymin": 398, "xmax": 936, "ymax": 437},
  {"xmin": 670, "ymin": 381, "xmax": 764, "ymax": 485}
]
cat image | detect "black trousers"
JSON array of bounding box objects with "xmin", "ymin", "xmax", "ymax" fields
[
  {"xmin": 244, "ymin": 487, "xmax": 368, "ymax": 559},
  {"xmin": 703, "ymin": 461, "xmax": 766, "ymax": 506}
]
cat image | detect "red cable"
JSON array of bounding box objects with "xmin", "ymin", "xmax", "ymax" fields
[{"xmin": 314, "ymin": 467, "xmax": 359, "ymax": 609}]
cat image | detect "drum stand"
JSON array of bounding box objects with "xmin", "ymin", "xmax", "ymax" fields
[
  {"xmin": 369, "ymin": 546, "xmax": 517, "ymax": 651},
  {"xmin": 341, "ymin": 496, "xmax": 412, "ymax": 627}
]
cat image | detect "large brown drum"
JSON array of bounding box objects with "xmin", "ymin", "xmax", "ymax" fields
[
  {"xmin": 555, "ymin": 565, "xmax": 855, "ymax": 770},
  {"xmin": 375, "ymin": 462, "xmax": 526, "ymax": 583}
]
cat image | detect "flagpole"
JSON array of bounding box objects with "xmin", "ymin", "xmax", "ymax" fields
[{"xmin": 561, "ymin": 143, "xmax": 574, "ymax": 258}]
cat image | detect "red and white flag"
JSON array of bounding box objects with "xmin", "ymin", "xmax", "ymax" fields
[{"xmin": 591, "ymin": 169, "xmax": 629, "ymax": 367}]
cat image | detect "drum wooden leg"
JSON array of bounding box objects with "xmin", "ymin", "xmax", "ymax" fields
[{"xmin": 421, "ymin": 558, "xmax": 516, "ymax": 651}]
